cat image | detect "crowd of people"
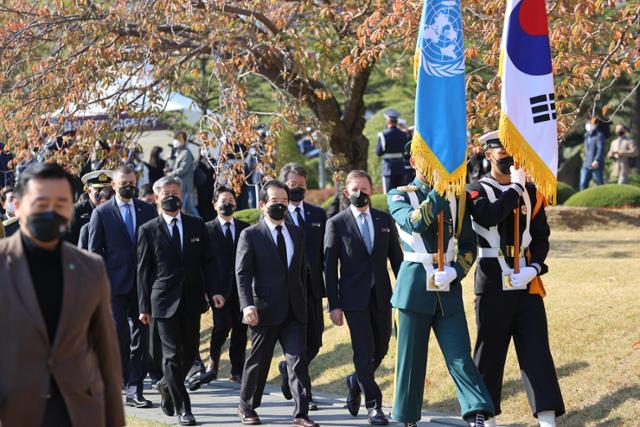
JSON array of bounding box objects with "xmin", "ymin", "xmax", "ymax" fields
[{"xmin": 0, "ymin": 126, "xmax": 571, "ymax": 427}]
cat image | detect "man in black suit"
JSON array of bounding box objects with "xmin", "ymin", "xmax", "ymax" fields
[
  {"xmin": 236, "ymin": 180, "xmax": 319, "ymax": 427},
  {"xmin": 324, "ymin": 170, "xmax": 403, "ymax": 425},
  {"xmin": 88, "ymin": 164, "xmax": 156, "ymax": 408},
  {"xmin": 188, "ymin": 186, "xmax": 250, "ymax": 390},
  {"xmin": 277, "ymin": 163, "xmax": 327, "ymax": 410},
  {"xmin": 137, "ymin": 176, "xmax": 218, "ymax": 426}
]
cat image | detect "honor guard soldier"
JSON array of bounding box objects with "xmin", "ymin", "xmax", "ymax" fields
[
  {"xmin": 376, "ymin": 109, "xmax": 410, "ymax": 193},
  {"xmin": 387, "ymin": 159, "xmax": 494, "ymax": 427},
  {"xmin": 467, "ymin": 131, "xmax": 564, "ymax": 427},
  {"xmin": 66, "ymin": 170, "xmax": 113, "ymax": 245}
]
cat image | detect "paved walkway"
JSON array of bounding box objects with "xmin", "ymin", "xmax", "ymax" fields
[{"xmin": 126, "ymin": 380, "xmax": 468, "ymax": 426}]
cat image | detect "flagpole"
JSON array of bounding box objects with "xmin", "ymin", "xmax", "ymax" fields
[
  {"xmin": 513, "ymin": 163, "xmax": 521, "ymax": 274},
  {"xmin": 437, "ymin": 212, "xmax": 445, "ymax": 272}
]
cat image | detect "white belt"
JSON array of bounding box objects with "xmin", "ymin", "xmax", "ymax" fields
[
  {"xmin": 382, "ymin": 153, "xmax": 404, "ymax": 159},
  {"xmin": 478, "ymin": 247, "xmax": 500, "ymax": 258},
  {"xmin": 404, "ymin": 251, "xmax": 454, "ymax": 265}
]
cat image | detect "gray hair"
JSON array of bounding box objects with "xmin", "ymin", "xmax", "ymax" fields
[
  {"xmin": 153, "ymin": 176, "xmax": 183, "ymax": 194},
  {"xmin": 279, "ymin": 162, "xmax": 307, "ymax": 182}
]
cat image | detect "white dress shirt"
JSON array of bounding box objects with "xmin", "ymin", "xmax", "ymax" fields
[
  {"xmin": 116, "ymin": 196, "xmax": 136, "ymax": 230},
  {"xmin": 162, "ymin": 212, "xmax": 183, "ymax": 250},
  {"xmin": 218, "ymin": 216, "xmax": 235, "ymax": 241},
  {"xmin": 288, "ymin": 202, "xmax": 305, "ymax": 227},
  {"xmin": 349, "ymin": 204, "xmax": 375, "ymax": 246},
  {"xmin": 264, "ymin": 217, "xmax": 294, "ymax": 267}
]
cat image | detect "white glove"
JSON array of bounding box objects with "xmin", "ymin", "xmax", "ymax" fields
[
  {"xmin": 434, "ymin": 266, "xmax": 457, "ymax": 288},
  {"xmin": 510, "ymin": 166, "xmax": 526, "ymax": 188},
  {"xmin": 510, "ymin": 266, "xmax": 537, "ymax": 288}
]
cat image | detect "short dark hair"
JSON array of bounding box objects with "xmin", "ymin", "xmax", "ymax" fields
[
  {"xmin": 14, "ymin": 162, "xmax": 75, "ymax": 199},
  {"xmin": 259, "ymin": 180, "xmax": 289, "ymax": 203},
  {"xmin": 174, "ymin": 130, "xmax": 187, "ymax": 141},
  {"xmin": 139, "ymin": 183, "xmax": 154, "ymax": 197},
  {"xmin": 1, "ymin": 186, "xmax": 14, "ymax": 203},
  {"xmin": 114, "ymin": 164, "xmax": 135, "ymax": 178},
  {"xmin": 279, "ymin": 162, "xmax": 307, "ymax": 182},
  {"xmin": 345, "ymin": 169, "xmax": 373, "ymax": 188},
  {"xmin": 214, "ymin": 186, "xmax": 236, "ymax": 202}
]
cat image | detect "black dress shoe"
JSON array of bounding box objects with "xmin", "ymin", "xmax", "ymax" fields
[
  {"xmin": 157, "ymin": 381, "xmax": 174, "ymax": 416},
  {"xmin": 125, "ymin": 394, "xmax": 152, "ymax": 408},
  {"xmin": 200, "ymin": 369, "xmax": 217, "ymax": 384},
  {"xmin": 405, "ymin": 423, "xmax": 417, "ymax": 427},
  {"xmin": 188, "ymin": 372, "xmax": 202, "ymax": 391},
  {"xmin": 308, "ymin": 395, "xmax": 318, "ymax": 411},
  {"xmin": 229, "ymin": 374, "xmax": 242, "ymax": 383},
  {"xmin": 346, "ymin": 375, "xmax": 361, "ymax": 416},
  {"xmin": 367, "ymin": 408, "xmax": 389, "ymax": 425},
  {"xmin": 238, "ymin": 406, "xmax": 262, "ymax": 425},
  {"xmin": 292, "ymin": 415, "xmax": 320, "ymax": 426},
  {"xmin": 279, "ymin": 361, "xmax": 292, "ymax": 400},
  {"xmin": 178, "ymin": 411, "xmax": 197, "ymax": 426}
]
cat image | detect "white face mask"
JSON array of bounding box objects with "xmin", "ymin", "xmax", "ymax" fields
[
  {"xmin": 585, "ymin": 123, "xmax": 596, "ymax": 133},
  {"xmin": 6, "ymin": 201, "xmax": 15, "ymax": 215},
  {"xmin": 172, "ymin": 139, "xmax": 182, "ymax": 149}
]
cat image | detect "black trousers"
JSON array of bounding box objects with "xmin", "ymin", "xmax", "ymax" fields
[
  {"xmin": 209, "ymin": 295, "xmax": 248, "ymax": 376},
  {"xmin": 240, "ymin": 311, "xmax": 310, "ymax": 418},
  {"xmin": 156, "ymin": 306, "xmax": 201, "ymax": 414},
  {"xmin": 382, "ymin": 174, "xmax": 405, "ymax": 193},
  {"xmin": 306, "ymin": 295, "xmax": 324, "ymax": 364},
  {"xmin": 112, "ymin": 289, "xmax": 148, "ymax": 395},
  {"xmin": 343, "ymin": 288, "xmax": 392, "ymax": 406},
  {"xmin": 148, "ymin": 318, "xmax": 164, "ymax": 382},
  {"xmin": 473, "ymin": 291, "xmax": 565, "ymax": 417}
]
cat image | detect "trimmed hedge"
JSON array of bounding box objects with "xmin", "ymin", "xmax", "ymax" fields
[
  {"xmin": 557, "ymin": 181, "xmax": 578, "ymax": 205},
  {"xmin": 564, "ymin": 184, "xmax": 640, "ymax": 208},
  {"xmin": 628, "ymin": 175, "xmax": 640, "ymax": 188},
  {"xmin": 234, "ymin": 208, "xmax": 261, "ymax": 224}
]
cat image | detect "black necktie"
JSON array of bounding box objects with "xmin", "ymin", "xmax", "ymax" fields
[
  {"xmin": 171, "ymin": 218, "xmax": 181, "ymax": 253},
  {"xmin": 224, "ymin": 222, "xmax": 234, "ymax": 250},
  {"xmin": 276, "ymin": 225, "xmax": 287, "ymax": 266},
  {"xmin": 295, "ymin": 207, "xmax": 305, "ymax": 229}
]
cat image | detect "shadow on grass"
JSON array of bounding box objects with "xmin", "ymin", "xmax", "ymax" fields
[
  {"xmin": 425, "ymin": 360, "xmax": 589, "ymax": 416},
  {"xmin": 561, "ymin": 385, "xmax": 639, "ymax": 426}
]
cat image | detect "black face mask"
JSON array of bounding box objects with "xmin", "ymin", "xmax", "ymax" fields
[
  {"xmin": 220, "ymin": 203, "xmax": 235, "ymax": 217},
  {"xmin": 492, "ymin": 155, "xmax": 514, "ymax": 174},
  {"xmin": 26, "ymin": 211, "xmax": 69, "ymax": 243},
  {"xmin": 289, "ymin": 187, "xmax": 306, "ymax": 203},
  {"xmin": 267, "ymin": 203, "xmax": 287, "ymax": 221},
  {"xmin": 118, "ymin": 185, "xmax": 135, "ymax": 200},
  {"xmin": 616, "ymin": 130, "xmax": 625, "ymax": 137},
  {"xmin": 349, "ymin": 191, "xmax": 370, "ymax": 208},
  {"xmin": 161, "ymin": 195, "xmax": 182, "ymax": 212}
]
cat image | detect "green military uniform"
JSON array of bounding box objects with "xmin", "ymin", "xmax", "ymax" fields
[{"xmin": 388, "ymin": 177, "xmax": 494, "ymax": 425}]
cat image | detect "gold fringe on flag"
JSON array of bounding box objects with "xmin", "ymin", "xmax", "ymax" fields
[
  {"xmin": 499, "ymin": 114, "xmax": 557, "ymax": 204},
  {"xmin": 411, "ymin": 130, "xmax": 468, "ymax": 197}
]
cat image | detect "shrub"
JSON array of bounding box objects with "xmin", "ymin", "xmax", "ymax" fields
[
  {"xmin": 235, "ymin": 208, "xmax": 261, "ymax": 224},
  {"xmin": 628, "ymin": 175, "xmax": 640, "ymax": 188},
  {"xmin": 557, "ymin": 181, "xmax": 578, "ymax": 205},
  {"xmin": 371, "ymin": 193, "xmax": 389, "ymax": 212},
  {"xmin": 564, "ymin": 184, "xmax": 640, "ymax": 208}
]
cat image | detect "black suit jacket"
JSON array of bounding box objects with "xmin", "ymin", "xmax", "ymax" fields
[
  {"xmin": 235, "ymin": 220, "xmax": 307, "ymax": 326},
  {"xmin": 285, "ymin": 202, "xmax": 327, "ymax": 300},
  {"xmin": 137, "ymin": 214, "xmax": 214, "ymax": 319},
  {"xmin": 66, "ymin": 198, "xmax": 95, "ymax": 244},
  {"xmin": 89, "ymin": 197, "xmax": 156, "ymax": 296},
  {"xmin": 323, "ymin": 207, "xmax": 403, "ymax": 312},
  {"xmin": 205, "ymin": 217, "xmax": 250, "ymax": 299}
]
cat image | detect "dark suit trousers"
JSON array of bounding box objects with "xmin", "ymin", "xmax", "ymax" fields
[
  {"xmin": 344, "ymin": 288, "xmax": 392, "ymax": 406},
  {"xmin": 209, "ymin": 295, "xmax": 248, "ymax": 376},
  {"xmin": 156, "ymin": 305, "xmax": 201, "ymax": 414},
  {"xmin": 148, "ymin": 318, "xmax": 164, "ymax": 382},
  {"xmin": 112, "ymin": 289, "xmax": 148, "ymax": 394},
  {"xmin": 473, "ymin": 292, "xmax": 565, "ymax": 417},
  {"xmin": 240, "ymin": 312, "xmax": 310, "ymax": 418}
]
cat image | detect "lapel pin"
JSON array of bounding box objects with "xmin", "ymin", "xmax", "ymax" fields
[{"xmin": 68, "ymin": 263, "xmax": 76, "ymax": 270}]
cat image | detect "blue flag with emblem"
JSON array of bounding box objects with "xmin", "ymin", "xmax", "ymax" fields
[{"xmin": 411, "ymin": 0, "xmax": 467, "ymax": 195}]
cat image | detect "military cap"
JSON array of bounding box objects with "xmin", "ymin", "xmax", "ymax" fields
[
  {"xmin": 81, "ymin": 170, "xmax": 113, "ymax": 188},
  {"xmin": 384, "ymin": 108, "xmax": 400, "ymax": 120},
  {"xmin": 478, "ymin": 130, "xmax": 502, "ymax": 149}
]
